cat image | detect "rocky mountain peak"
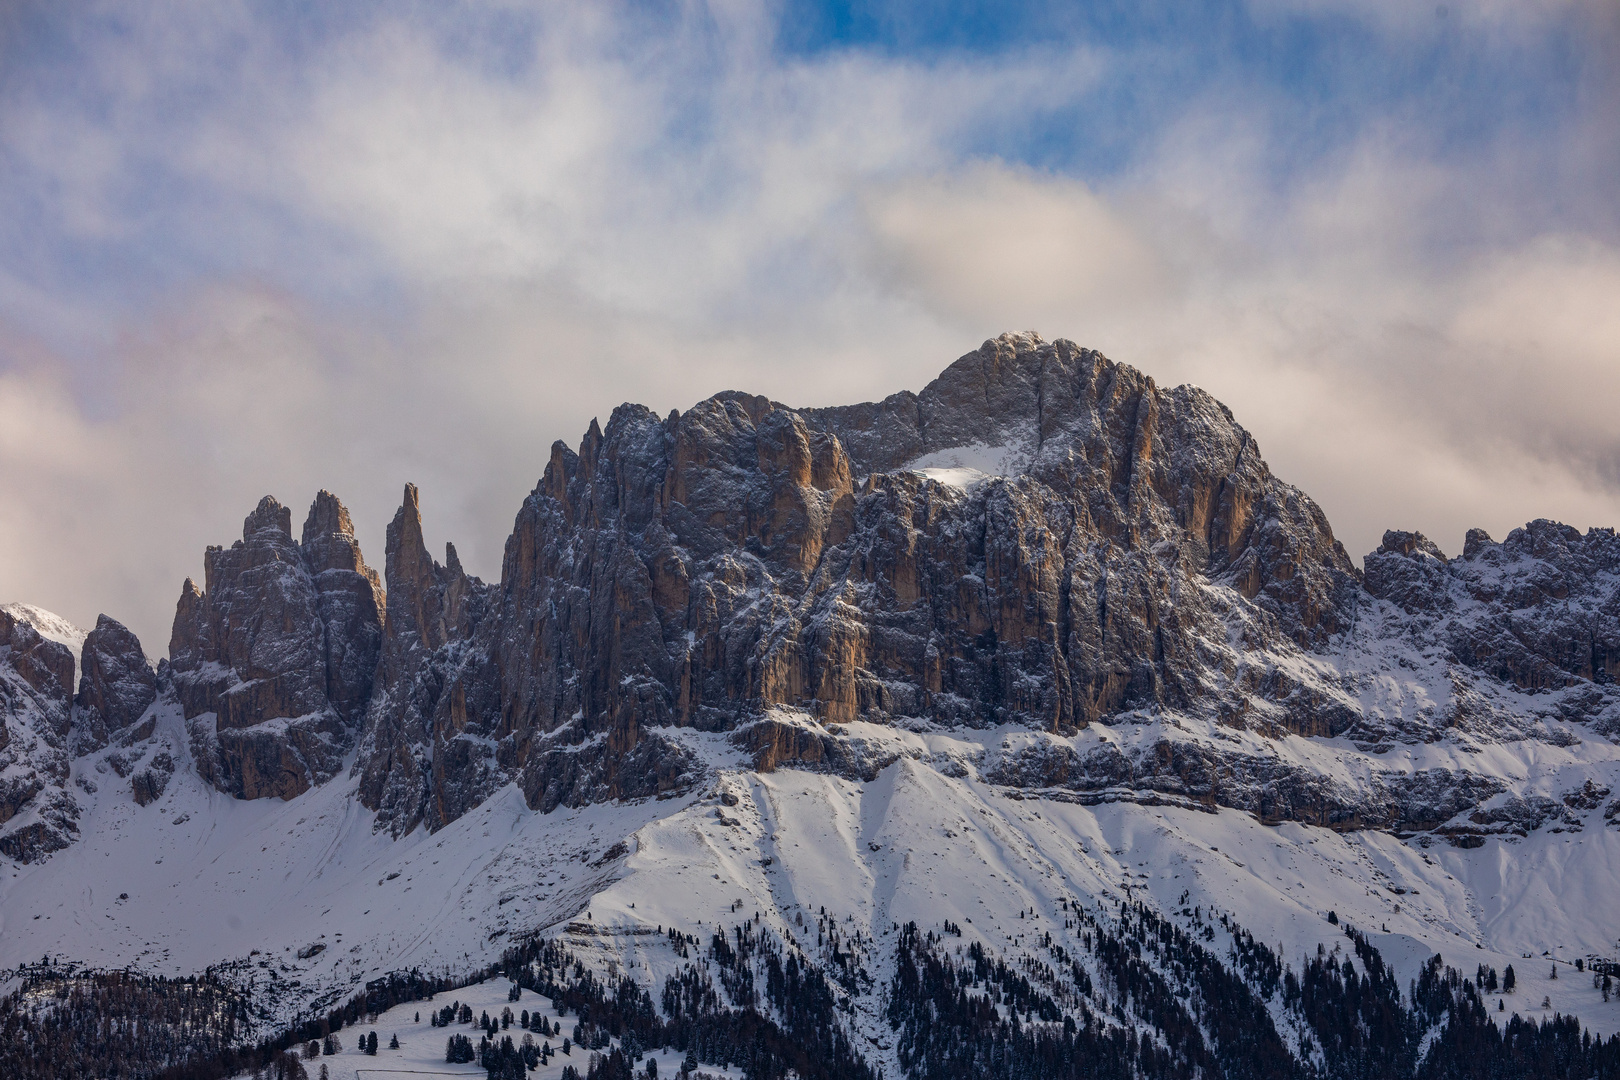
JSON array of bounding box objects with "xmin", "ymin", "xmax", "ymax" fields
[
  {"xmin": 167, "ymin": 489, "xmax": 382, "ymax": 801},
  {"xmin": 1462, "ymin": 526, "xmax": 1495, "ymax": 559},
  {"xmin": 1, "ymin": 602, "xmax": 88, "ymax": 657},
  {"xmin": 1366, "ymin": 517, "xmax": 1620, "ymax": 697},
  {"xmin": 74, "ymin": 614, "xmax": 157, "ymax": 752},
  {"xmin": 349, "ymin": 334, "xmax": 1368, "ymax": 834},
  {"xmin": 381, "ymin": 483, "xmax": 478, "ymax": 652},
  {"xmin": 0, "ymin": 606, "xmax": 80, "ymax": 860},
  {"xmin": 301, "ymin": 488, "xmax": 353, "ymax": 543},
  {"xmin": 1375, "ymin": 529, "xmax": 1448, "ymax": 561},
  {"xmin": 0, "ymin": 606, "xmax": 76, "ymax": 707},
  {"xmin": 242, "ymin": 495, "xmax": 294, "ymax": 541}
]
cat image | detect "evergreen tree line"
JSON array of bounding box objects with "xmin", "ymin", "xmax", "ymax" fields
[
  {"xmin": 499, "ymin": 924, "xmax": 876, "ymax": 1080},
  {"xmin": 0, "ymin": 963, "xmax": 250, "ymax": 1080},
  {"xmin": 9, "ymin": 903, "xmax": 1620, "ymax": 1080},
  {"xmin": 0, "ymin": 959, "xmax": 468, "ymax": 1079},
  {"xmin": 885, "ymin": 899, "xmax": 1620, "ymax": 1080}
]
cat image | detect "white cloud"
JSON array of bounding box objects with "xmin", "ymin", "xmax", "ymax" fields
[
  {"xmin": 861, "ymin": 164, "xmax": 1175, "ymax": 328},
  {"xmin": 1, "ymin": 0, "xmax": 1616, "ymax": 654}
]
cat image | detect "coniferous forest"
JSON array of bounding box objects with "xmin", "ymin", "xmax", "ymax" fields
[{"xmin": 4, "ymin": 904, "xmax": 1620, "ymax": 1080}]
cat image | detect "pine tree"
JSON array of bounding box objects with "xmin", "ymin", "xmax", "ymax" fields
[
  {"xmin": 389, "ymin": 1032, "xmax": 399, "ymax": 1049},
  {"xmin": 1504, "ymin": 964, "xmax": 1517, "ymax": 991},
  {"xmin": 446, "ymin": 1033, "xmax": 477, "ymax": 1063}
]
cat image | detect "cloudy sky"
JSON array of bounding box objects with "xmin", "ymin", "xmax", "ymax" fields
[{"xmin": 2, "ymin": 0, "xmax": 1617, "ymax": 653}]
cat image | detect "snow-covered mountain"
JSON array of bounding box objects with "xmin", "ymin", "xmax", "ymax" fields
[{"xmin": 5, "ymin": 332, "xmax": 1620, "ymax": 1078}]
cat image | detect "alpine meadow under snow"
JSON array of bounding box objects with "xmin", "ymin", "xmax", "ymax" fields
[{"xmin": 6, "ymin": 334, "xmax": 1620, "ymax": 1080}]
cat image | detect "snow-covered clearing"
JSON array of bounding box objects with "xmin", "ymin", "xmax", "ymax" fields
[{"xmin": 230, "ymin": 977, "xmax": 737, "ymax": 1080}]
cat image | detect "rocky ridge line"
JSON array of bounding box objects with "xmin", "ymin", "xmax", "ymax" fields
[{"xmin": 5, "ymin": 332, "xmax": 1620, "ymax": 861}]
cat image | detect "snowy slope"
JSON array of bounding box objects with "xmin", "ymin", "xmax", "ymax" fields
[
  {"xmin": 6, "ymin": 700, "xmax": 1620, "ymax": 1061},
  {"xmin": 0, "ymin": 698, "xmax": 730, "ymax": 1020},
  {"xmin": 0, "ymin": 603, "xmax": 87, "ymax": 659}
]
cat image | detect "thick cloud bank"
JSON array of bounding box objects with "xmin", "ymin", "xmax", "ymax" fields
[{"xmin": 1, "ymin": 0, "xmax": 1617, "ymax": 653}]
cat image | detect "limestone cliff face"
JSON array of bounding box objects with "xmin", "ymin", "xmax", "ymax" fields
[
  {"xmin": 345, "ymin": 333, "xmax": 1363, "ymax": 834},
  {"xmin": 168, "ymin": 491, "xmax": 382, "ymax": 800},
  {"xmin": 489, "ymin": 333, "xmax": 1356, "ymax": 741},
  {"xmin": 353, "ymin": 484, "xmax": 498, "ymax": 835},
  {"xmin": 99, "ymin": 332, "xmax": 1619, "ymax": 848}
]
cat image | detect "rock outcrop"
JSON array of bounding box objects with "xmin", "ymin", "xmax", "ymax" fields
[
  {"xmin": 75, "ymin": 614, "xmax": 158, "ymax": 752},
  {"xmin": 0, "ymin": 607, "xmax": 80, "ymax": 860},
  {"xmin": 168, "ymin": 491, "xmax": 382, "ymax": 800},
  {"xmin": 1366, "ymin": 522, "xmax": 1620, "ymax": 695},
  {"xmin": 353, "ymin": 483, "xmax": 498, "ymax": 835}
]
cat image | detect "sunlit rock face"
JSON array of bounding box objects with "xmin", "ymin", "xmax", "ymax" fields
[
  {"xmin": 494, "ymin": 332, "xmax": 1357, "ymax": 734},
  {"xmin": 63, "ymin": 331, "xmax": 1610, "ymax": 847},
  {"xmin": 347, "ymin": 332, "xmax": 1370, "ymax": 835}
]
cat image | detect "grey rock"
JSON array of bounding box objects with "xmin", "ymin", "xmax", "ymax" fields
[
  {"xmin": 22, "ymin": 330, "xmax": 1618, "ymax": 856},
  {"xmin": 353, "ymin": 333, "xmax": 1363, "ymax": 834},
  {"xmin": 168, "ymin": 491, "xmax": 382, "ymax": 799},
  {"xmin": 0, "ymin": 608, "xmax": 79, "ymax": 860},
  {"xmin": 131, "ymin": 751, "xmax": 174, "ymax": 806},
  {"xmin": 74, "ymin": 614, "xmax": 158, "ymax": 753},
  {"xmin": 352, "ymin": 483, "xmax": 498, "ymax": 835}
]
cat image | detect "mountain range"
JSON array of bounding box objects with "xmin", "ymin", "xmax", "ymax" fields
[{"xmin": 5, "ymin": 331, "xmax": 1620, "ymax": 1079}]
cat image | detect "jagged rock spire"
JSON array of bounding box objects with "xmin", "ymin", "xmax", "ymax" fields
[
  {"xmin": 76, "ymin": 614, "xmax": 157, "ymax": 748},
  {"xmin": 167, "ymin": 489, "xmax": 381, "ymax": 800}
]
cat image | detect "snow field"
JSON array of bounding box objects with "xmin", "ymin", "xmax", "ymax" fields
[
  {"xmin": 4, "ymin": 698, "xmax": 1620, "ymax": 1058},
  {"xmin": 230, "ymin": 977, "xmax": 737, "ymax": 1080}
]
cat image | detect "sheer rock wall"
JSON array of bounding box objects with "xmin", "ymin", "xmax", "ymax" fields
[{"xmin": 13, "ymin": 331, "xmax": 1602, "ymax": 856}]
